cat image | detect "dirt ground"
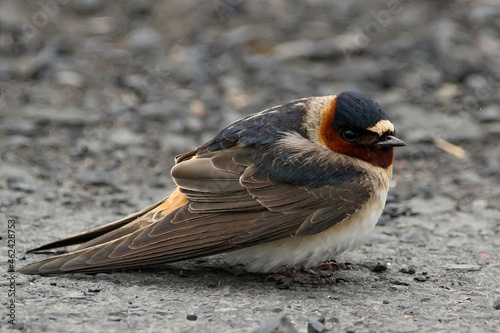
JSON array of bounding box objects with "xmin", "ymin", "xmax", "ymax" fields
[{"xmin": 1, "ymin": 0, "xmax": 500, "ymax": 332}]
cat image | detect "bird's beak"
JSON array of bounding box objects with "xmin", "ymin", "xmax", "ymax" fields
[{"xmin": 372, "ymin": 135, "xmax": 406, "ymax": 148}]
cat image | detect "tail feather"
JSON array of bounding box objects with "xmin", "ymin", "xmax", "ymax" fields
[
  {"xmin": 19, "ymin": 187, "xmax": 196, "ymax": 275},
  {"xmin": 18, "ymin": 226, "xmax": 231, "ymax": 275},
  {"xmin": 18, "ymin": 246, "xmax": 227, "ymax": 275}
]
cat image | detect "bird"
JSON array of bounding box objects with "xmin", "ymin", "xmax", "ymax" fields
[{"xmin": 19, "ymin": 91, "xmax": 406, "ymax": 275}]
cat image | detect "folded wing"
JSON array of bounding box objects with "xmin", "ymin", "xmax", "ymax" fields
[{"xmin": 19, "ymin": 146, "xmax": 373, "ymax": 274}]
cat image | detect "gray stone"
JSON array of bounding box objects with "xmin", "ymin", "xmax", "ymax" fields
[
  {"xmin": 254, "ymin": 316, "xmax": 298, "ymax": 333},
  {"xmin": 54, "ymin": 70, "xmax": 85, "ymax": 87},
  {"xmin": 476, "ymin": 105, "xmax": 500, "ymax": 123},
  {"xmin": 3, "ymin": 120, "xmax": 38, "ymax": 136},
  {"xmin": 186, "ymin": 314, "xmax": 198, "ymax": 321},
  {"xmin": 74, "ymin": 171, "xmax": 112, "ymax": 186},
  {"xmin": 308, "ymin": 320, "xmax": 328, "ymax": 333},
  {"xmin": 0, "ymin": 1, "xmax": 24, "ymax": 30},
  {"xmin": 8, "ymin": 182, "xmax": 33, "ymax": 193},
  {"xmin": 125, "ymin": 27, "xmax": 163, "ymax": 50},
  {"xmin": 37, "ymin": 187, "xmax": 58, "ymax": 201},
  {"xmin": 108, "ymin": 128, "xmax": 144, "ymax": 147}
]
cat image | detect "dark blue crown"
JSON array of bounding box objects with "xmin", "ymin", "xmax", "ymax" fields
[{"xmin": 334, "ymin": 91, "xmax": 391, "ymax": 130}]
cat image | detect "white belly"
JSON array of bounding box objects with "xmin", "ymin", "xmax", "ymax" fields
[{"xmin": 225, "ymin": 189, "xmax": 387, "ymax": 272}]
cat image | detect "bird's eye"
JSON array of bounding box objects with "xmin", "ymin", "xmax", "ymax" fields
[{"xmin": 342, "ymin": 129, "xmax": 358, "ymax": 142}]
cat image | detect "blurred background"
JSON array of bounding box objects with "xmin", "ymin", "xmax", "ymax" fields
[
  {"xmin": 1, "ymin": 1, "xmax": 499, "ymax": 332},
  {"xmin": 1, "ymin": 1, "xmax": 499, "ymax": 190}
]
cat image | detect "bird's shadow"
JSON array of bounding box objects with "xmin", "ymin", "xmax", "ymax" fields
[{"xmin": 23, "ymin": 253, "xmax": 368, "ymax": 289}]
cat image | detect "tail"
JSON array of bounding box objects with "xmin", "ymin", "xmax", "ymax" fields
[{"xmin": 19, "ymin": 187, "xmax": 191, "ymax": 274}]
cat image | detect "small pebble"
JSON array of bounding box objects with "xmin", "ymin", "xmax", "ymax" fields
[
  {"xmin": 494, "ymin": 299, "xmax": 500, "ymax": 310},
  {"xmin": 369, "ymin": 262, "xmax": 388, "ymax": 272},
  {"xmin": 414, "ymin": 275, "xmax": 429, "ymax": 282},
  {"xmin": 399, "ymin": 266, "xmax": 416, "ymax": 275},
  {"xmin": 0, "ymin": 2, "xmax": 24, "ymax": 30},
  {"xmin": 476, "ymin": 105, "xmax": 500, "ymax": 123},
  {"xmin": 8, "ymin": 322, "xmax": 24, "ymax": 330},
  {"xmin": 254, "ymin": 316, "xmax": 297, "ymax": 333},
  {"xmin": 125, "ymin": 27, "xmax": 163, "ymax": 50},
  {"xmin": 8, "ymin": 182, "xmax": 33, "ymax": 193},
  {"xmin": 186, "ymin": 314, "xmax": 197, "ymax": 321},
  {"xmin": 307, "ymin": 320, "xmax": 327, "ymax": 333},
  {"xmin": 383, "ymin": 300, "xmax": 390, "ymax": 304},
  {"xmin": 54, "ymin": 70, "xmax": 85, "ymax": 87},
  {"xmin": 38, "ymin": 186, "xmax": 58, "ymax": 201},
  {"xmin": 276, "ymin": 278, "xmax": 293, "ymax": 290}
]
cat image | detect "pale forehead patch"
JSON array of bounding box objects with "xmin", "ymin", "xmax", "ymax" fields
[{"xmin": 366, "ymin": 119, "xmax": 394, "ymax": 136}]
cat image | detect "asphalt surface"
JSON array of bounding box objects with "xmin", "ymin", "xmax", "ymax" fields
[{"xmin": 1, "ymin": 1, "xmax": 500, "ymax": 332}]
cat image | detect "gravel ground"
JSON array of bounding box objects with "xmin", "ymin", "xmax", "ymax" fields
[{"xmin": 1, "ymin": 0, "xmax": 500, "ymax": 332}]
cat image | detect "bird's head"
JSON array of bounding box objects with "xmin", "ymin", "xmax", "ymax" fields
[{"xmin": 318, "ymin": 91, "xmax": 406, "ymax": 169}]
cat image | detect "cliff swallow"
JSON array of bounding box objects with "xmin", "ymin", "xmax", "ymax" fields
[{"xmin": 19, "ymin": 91, "xmax": 405, "ymax": 275}]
